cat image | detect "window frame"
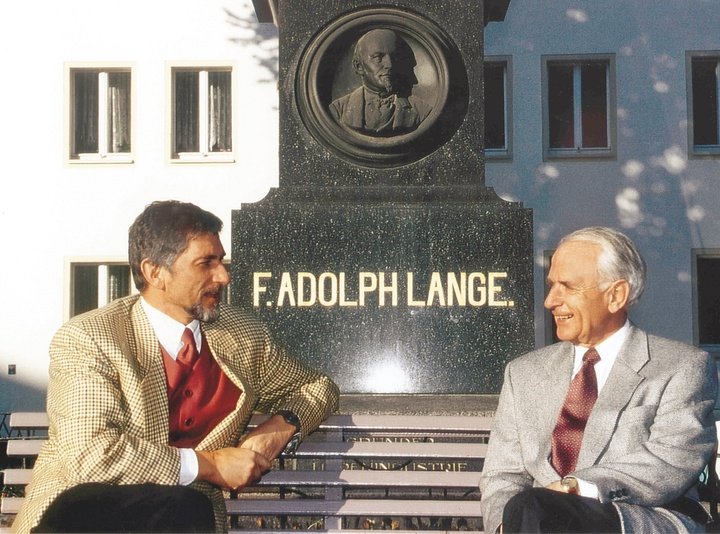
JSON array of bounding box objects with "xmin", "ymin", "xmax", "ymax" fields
[
  {"xmin": 484, "ymin": 56, "xmax": 513, "ymax": 161},
  {"xmin": 65, "ymin": 62, "xmax": 135, "ymax": 164},
  {"xmin": 65, "ymin": 258, "xmax": 136, "ymax": 321},
  {"xmin": 541, "ymin": 54, "xmax": 617, "ymax": 161},
  {"xmin": 691, "ymin": 249, "xmax": 720, "ymax": 353},
  {"xmin": 686, "ymin": 51, "xmax": 720, "ymax": 158},
  {"xmin": 167, "ymin": 61, "xmax": 237, "ymax": 163}
]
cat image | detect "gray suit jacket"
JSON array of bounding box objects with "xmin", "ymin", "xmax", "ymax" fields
[{"xmin": 480, "ymin": 325, "xmax": 717, "ymax": 534}]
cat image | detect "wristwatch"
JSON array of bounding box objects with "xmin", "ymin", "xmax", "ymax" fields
[
  {"xmin": 275, "ymin": 410, "xmax": 302, "ymax": 455},
  {"xmin": 561, "ymin": 476, "xmax": 579, "ymax": 494}
]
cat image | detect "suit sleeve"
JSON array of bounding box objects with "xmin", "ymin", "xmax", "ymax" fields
[
  {"xmin": 480, "ymin": 362, "xmax": 534, "ymax": 534},
  {"xmin": 574, "ymin": 351, "xmax": 718, "ymax": 506},
  {"xmin": 246, "ymin": 324, "xmax": 339, "ymax": 439},
  {"xmin": 46, "ymin": 322, "xmax": 181, "ymax": 486}
]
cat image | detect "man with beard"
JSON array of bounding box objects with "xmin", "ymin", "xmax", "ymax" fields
[
  {"xmin": 329, "ymin": 28, "xmax": 432, "ymax": 135},
  {"xmin": 15, "ymin": 200, "xmax": 339, "ymax": 533}
]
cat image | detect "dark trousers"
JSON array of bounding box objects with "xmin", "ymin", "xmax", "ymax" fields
[
  {"xmin": 32, "ymin": 482, "xmax": 215, "ymax": 533},
  {"xmin": 501, "ymin": 488, "xmax": 622, "ymax": 533}
]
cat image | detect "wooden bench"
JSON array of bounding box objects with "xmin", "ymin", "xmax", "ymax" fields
[{"xmin": 1, "ymin": 412, "xmax": 490, "ymax": 532}]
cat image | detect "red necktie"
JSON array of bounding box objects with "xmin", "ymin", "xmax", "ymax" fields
[
  {"xmin": 177, "ymin": 327, "xmax": 199, "ymax": 370},
  {"xmin": 551, "ymin": 348, "xmax": 601, "ymax": 477}
]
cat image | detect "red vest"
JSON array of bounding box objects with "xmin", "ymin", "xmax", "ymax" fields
[{"xmin": 161, "ymin": 333, "xmax": 241, "ymax": 448}]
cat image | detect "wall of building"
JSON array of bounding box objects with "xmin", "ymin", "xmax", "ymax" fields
[
  {"xmin": 484, "ymin": 0, "xmax": 720, "ymax": 348},
  {"xmin": 0, "ymin": 0, "xmax": 279, "ymax": 410},
  {"xmin": 1, "ymin": 0, "xmax": 718, "ymax": 411}
]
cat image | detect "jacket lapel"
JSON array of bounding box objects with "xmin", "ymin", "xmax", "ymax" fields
[
  {"xmin": 343, "ymin": 87, "xmax": 366, "ymax": 130},
  {"xmin": 197, "ymin": 323, "xmax": 256, "ymax": 450},
  {"xmin": 534, "ymin": 343, "xmax": 575, "ymax": 479},
  {"xmin": 576, "ymin": 325, "xmax": 648, "ymax": 468},
  {"xmin": 131, "ymin": 300, "xmax": 171, "ymax": 442}
]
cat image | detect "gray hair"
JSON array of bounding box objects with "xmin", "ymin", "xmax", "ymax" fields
[
  {"xmin": 560, "ymin": 226, "xmax": 647, "ymax": 307},
  {"xmin": 129, "ymin": 200, "xmax": 223, "ymax": 292}
]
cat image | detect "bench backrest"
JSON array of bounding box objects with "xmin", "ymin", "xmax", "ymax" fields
[{"xmin": 1, "ymin": 412, "xmax": 491, "ymax": 532}]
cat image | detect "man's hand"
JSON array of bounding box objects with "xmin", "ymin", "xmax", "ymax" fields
[
  {"xmin": 238, "ymin": 415, "xmax": 298, "ymax": 460},
  {"xmin": 195, "ymin": 447, "xmax": 271, "ymax": 491}
]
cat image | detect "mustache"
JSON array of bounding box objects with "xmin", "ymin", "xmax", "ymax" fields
[{"xmin": 203, "ymin": 286, "xmax": 225, "ymax": 299}]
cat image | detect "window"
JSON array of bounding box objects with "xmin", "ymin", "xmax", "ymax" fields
[
  {"xmin": 692, "ymin": 250, "xmax": 720, "ymax": 350},
  {"xmin": 687, "ymin": 52, "xmax": 720, "ymax": 156},
  {"xmin": 68, "ymin": 260, "xmax": 231, "ymax": 318},
  {"xmin": 68, "ymin": 66, "xmax": 132, "ymax": 162},
  {"xmin": 542, "ymin": 55, "xmax": 616, "ymax": 160},
  {"xmin": 70, "ymin": 262, "xmax": 134, "ymax": 318},
  {"xmin": 171, "ymin": 66, "xmax": 233, "ymax": 162},
  {"xmin": 484, "ymin": 57, "xmax": 512, "ymax": 159}
]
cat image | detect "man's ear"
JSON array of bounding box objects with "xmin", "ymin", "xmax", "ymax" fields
[
  {"xmin": 607, "ymin": 279, "xmax": 630, "ymax": 313},
  {"xmin": 140, "ymin": 259, "xmax": 166, "ymax": 290},
  {"xmin": 352, "ymin": 57, "xmax": 364, "ymax": 76}
]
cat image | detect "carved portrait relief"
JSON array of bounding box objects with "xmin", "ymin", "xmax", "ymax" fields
[
  {"xmin": 329, "ymin": 29, "xmax": 432, "ymax": 136},
  {"xmin": 296, "ymin": 8, "xmax": 468, "ymax": 168}
]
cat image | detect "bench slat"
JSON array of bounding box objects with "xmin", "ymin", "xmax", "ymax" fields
[
  {"xmin": 2, "ymin": 465, "xmax": 481, "ymax": 495},
  {"xmin": 1, "ymin": 469, "xmax": 481, "ymax": 489},
  {"xmin": 294, "ymin": 441, "xmax": 486, "ymax": 459},
  {"xmin": 309, "ymin": 415, "xmax": 492, "ymax": 433},
  {"xmin": 6, "ymin": 440, "xmax": 45, "ymax": 456},
  {"xmin": 226, "ymin": 498, "xmax": 482, "ymax": 517},
  {"xmin": 228, "ymin": 531, "xmax": 483, "ymax": 534},
  {"xmin": 0, "ymin": 497, "xmax": 24, "ymax": 515},
  {"xmin": 256, "ymin": 469, "xmax": 480, "ymax": 488},
  {"xmin": 2, "ymin": 497, "xmax": 483, "ymax": 518},
  {"xmin": 8, "ymin": 412, "xmax": 492, "ymax": 434},
  {"xmin": 229, "ymin": 531, "xmax": 483, "ymax": 534},
  {"xmin": 8, "ymin": 412, "xmax": 49, "ymax": 429},
  {"xmin": 4, "ymin": 439, "xmax": 484, "ymax": 460},
  {"xmin": 2, "ymin": 469, "xmax": 33, "ymax": 485}
]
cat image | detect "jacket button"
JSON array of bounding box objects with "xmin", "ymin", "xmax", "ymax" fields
[
  {"xmin": 609, "ymin": 491, "xmax": 616, "ymax": 499},
  {"xmin": 184, "ymin": 389, "xmax": 193, "ymax": 398},
  {"xmin": 185, "ymin": 417, "xmax": 194, "ymax": 427}
]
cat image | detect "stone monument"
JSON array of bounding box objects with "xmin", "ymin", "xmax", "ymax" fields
[{"xmin": 232, "ymin": 0, "xmax": 531, "ymax": 408}]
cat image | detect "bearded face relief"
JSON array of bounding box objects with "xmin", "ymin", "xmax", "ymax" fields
[{"xmin": 329, "ymin": 29, "xmax": 432, "ymax": 136}]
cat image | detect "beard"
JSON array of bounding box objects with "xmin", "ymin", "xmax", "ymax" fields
[
  {"xmin": 378, "ymin": 73, "xmax": 394, "ymax": 94},
  {"xmin": 189, "ymin": 287, "xmax": 224, "ymax": 323}
]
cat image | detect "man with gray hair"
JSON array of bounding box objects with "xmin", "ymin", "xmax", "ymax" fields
[{"xmin": 480, "ymin": 226, "xmax": 717, "ymax": 533}]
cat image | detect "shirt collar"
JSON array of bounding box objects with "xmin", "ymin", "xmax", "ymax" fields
[
  {"xmin": 140, "ymin": 297, "xmax": 201, "ymax": 360},
  {"xmin": 584, "ymin": 319, "xmax": 631, "ymax": 361},
  {"xmin": 572, "ymin": 320, "xmax": 630, "ymax": 392},
  {"xmin": 363, "ymin": 86, "xmax": 396, "ymax": 102}
]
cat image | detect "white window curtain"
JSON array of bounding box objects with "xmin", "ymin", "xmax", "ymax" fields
[
  {"xmin": 209, "ymin": 71, "xmax": 232, "ymax": 152},
  {"xmin": 108, "ymin": 72, "xmax": 131, "ymax": 153}
]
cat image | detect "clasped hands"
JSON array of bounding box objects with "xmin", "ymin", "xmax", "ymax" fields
[{"xmin": 196, "ymin": 415, "xmax": 297, "ymax": 491}]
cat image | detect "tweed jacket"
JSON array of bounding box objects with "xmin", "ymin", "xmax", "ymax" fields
[
  {"xmin": 14, "ymin": 295, "xmax": 339, "ymax": 533},
  {"xmin": 480, "ymin": 326, "xmax": 718, "ymax": 534}
]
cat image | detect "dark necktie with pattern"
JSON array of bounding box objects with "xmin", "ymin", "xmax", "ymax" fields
[
  {"xmin": 177, "ymin": 327, "xmax": 200, "ymax": 371},
  {"xmin": 550, "ymin": 347, "xmax": 601, "ymax": 477}
]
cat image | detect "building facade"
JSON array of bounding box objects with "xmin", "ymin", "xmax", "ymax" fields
[{"xmin": 1, "ymin": 0, "xmax": 719, "ymax": 411}]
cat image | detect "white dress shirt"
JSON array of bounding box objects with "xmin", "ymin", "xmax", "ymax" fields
[
  {"xmin": 140, "ymin": 297, "xmax": 199, "ymax": 485},
  {"xmin": 570, "ymin": 320, "xmax": 631, "ymax": 498}
]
